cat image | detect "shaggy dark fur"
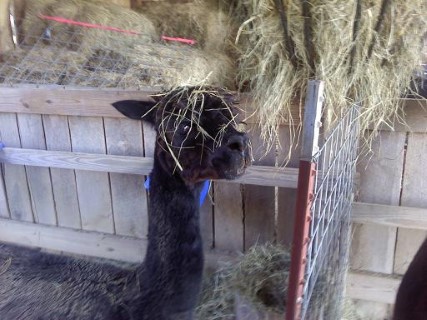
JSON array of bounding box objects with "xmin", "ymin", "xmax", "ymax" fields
[
  {"xmin": 0, "ymin": 86, "xmax": 251, "ymax": 320},
  {"xmin": 393, "ymin": 237, "xmax": 427, "ymax": 320}
]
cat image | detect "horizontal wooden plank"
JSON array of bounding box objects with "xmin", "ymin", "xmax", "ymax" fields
[
  {"xmin": 0, "ymin": 147, "xmax": 154, "ymax": 175},
  {"xmin": 352, "ymin": 202, "xmax": 427, "ymax": 230},
  {"xmin": 0, "ymin": 218, "xmax": 146, "ymax": 263},
  {"xmin": 0, "ymin": 86, "xmax": 156, "ymax": 118},
  {"xmin": 0, "ymin": 86, "xmax": 300, "ymax": 124},
  {"xmin": 0, "ymin": 147, "xmax": 299, "ymax": 188},
  {"xmin": 0, "ymin": 87, "xmax": 423, "ymax": 131},
  {"xmin": 232, "ymin": 166, "xmax": 298, "ymax": 188},
  {"xmin": 346, "ymin": 271, "xmax": 401, "ymax": 304}
]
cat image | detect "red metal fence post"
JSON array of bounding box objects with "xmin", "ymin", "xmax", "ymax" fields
[{"xmin": 285, "ymin": 80, "xmax": 324, "ymax": 320}]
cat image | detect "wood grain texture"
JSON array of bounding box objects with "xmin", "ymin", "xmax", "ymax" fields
[
  {"xmin": 0, "ymin": 218, "xmax": 146, "ymax": 263},
  {"xmin": 346, "ymin": 271, "xmax": 401, "ymax": 304},
  {"xmin": 351, "ymin": 131, "xmax": 406, "ymax": 273},
  {"xmin": 0, "ymin": 87, "xmax": 156, "ymax": 117},
  {"xmin": 394, "ymin": 132, "xmax": 427, "ymax": 275},
  {"xmin": 214, "ymin": 182, "xmax": 244, "ymax": 253},
  {"xmin": 0, "ymin": 147, "xmax": 298, "ymax": 187},
  {"xmin": 17, "ymin": 114, "xmax": 56, "ymax": 225},
  {"xmin": 244, "ymin": 125, "xmax": 275, "ymax": 249},
  {"xmin": 0, "ymin": 86, "xmax": 297, "ymax": 125},
  {"xmin": 350, "ymin": 131, "xmax": 406, "ymax": 317},
  {"xmin": 277, "ymin": 125, "xmax": 301, "ymax": 247},
  {"xmin": 0, "ymin": 113, "xmax": 33, "ymax": 222},
  {"xmin": 0, "ymin": 167, "xmax": 10, "ymax": 218},
  {"xmin": 352, "ymin": 202, "xmax": 427, "ymax": 230},
  {"xmin": 104, "ymin": 117, "xmax": 147, "ymax": 238},
  {"xmin": 0, "ymin": 147, "xmax": 153, "ymax": 174},
  {"xmin": 43, "ymin": 115, "xmax": 81, "ymax": 229},
  {"xmin": 69, "ymin": 117, "xmax": 114, "ymax": 233}
]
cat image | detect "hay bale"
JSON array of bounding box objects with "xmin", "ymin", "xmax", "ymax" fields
[
  {"xmin": 1, "ymin": 0, "xmax": 235, "ymax": 88},
  {"xmin": 235, "ymin": 0, "xmax": 427, "ymax": 151},
  {"xmin": 134, "ymin": 0, "xmax": 237, "ymax": 53},
  {"xmin": 21, "ymin": 0, "xmax": 156, "ymax": 49}
]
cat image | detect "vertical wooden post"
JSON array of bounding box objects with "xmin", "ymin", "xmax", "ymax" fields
[
  {"xmin": 0, "ymin": 0, "xmax": 13, "ymax": 61},
  {"xmin": 285, "ymin": 80, "xmax": 324, "ymax": 320}
]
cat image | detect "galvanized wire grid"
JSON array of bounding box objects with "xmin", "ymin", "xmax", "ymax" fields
[
  {"xmin": 301, "ymin": 105, "xmax": 360, "ymax": 320},
  {"xmin": 0, "ymin": 21, "xmax": 196, "ymax": 88}
]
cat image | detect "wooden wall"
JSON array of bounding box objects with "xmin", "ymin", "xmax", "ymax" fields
[
  {"xmin": 0, "ymin": 86, "xmax": 299, "ymax": 263},
  {"xmin": 347, "ymin": 99, "xmax": 427, "ymax": 319},
  {"xmin": 1, "ymin": 86, "xmax": 426, "ymax": 319}
]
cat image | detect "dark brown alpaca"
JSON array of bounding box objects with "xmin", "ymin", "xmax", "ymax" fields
[
  {"xmin": 0, "ymin": 86, "xmax": 251, "ymax": 320},
  {"xmin": 393, "ymin": 237, "xmax": 427, "ymax": 320}
]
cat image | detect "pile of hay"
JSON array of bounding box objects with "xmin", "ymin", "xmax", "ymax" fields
[
  {"xmin": 196, "ymin": 243, "xmax": 291, "ymax": 319},
  {"xmin": 234, "ymin": 0, "xmax": 427, "ymax": 150},
  {"xmin": 0, "ymin": 0, "xmax": 235, "ymax": 88},
  {"xmin": 197, "ymin": 243, "xmax": 353, "ymax": 320}
]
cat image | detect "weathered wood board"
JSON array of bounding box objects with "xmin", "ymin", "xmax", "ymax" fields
[
  {"xmin": 0, "ymin": 218, "xmax": 146, "ymax": 263},
  {"xmin": 0, "ymin": 113, "xmax": 33, "ymax": 222},
  {"xmin": 394, "ymin": 132, "xmax": 427, "ymax": 275},
  {"xmin": 68, "ymin": 116, "xmax": 114, "ymax": 233},
  {"xmin": 104, "ymin": 117, "xmax": 147, "ymax": 238},
  {"xmin": 17, "ymin": 114, "xmax": 56, "ymax": 225},
  {"xmin": 277, "ymin": 125, "xmax": 301, "ymax": 247},
  {"xmin": 43, "ymin": 115, "xmax": 81, "ymax": 229},
  {"xmin": 214, "ymin": 182, "xmax": 244, "ymax": 253},
  {"xmin": 243, "ymin": 125, "xmax": 276, "ymax": 249},
  {"xmin": 350, "ymin": 130, "xmax": 406, "ymax": 318}
]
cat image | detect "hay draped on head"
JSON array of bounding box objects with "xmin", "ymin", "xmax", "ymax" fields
[
  {"xmin": 153, "ymin": 85, "xmax": 240, "ymax": 171},
  {"xmin": 235, "ymin": 0, "xmax": 426, "ymax": 153}
]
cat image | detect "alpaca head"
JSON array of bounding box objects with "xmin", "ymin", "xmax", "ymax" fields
[{"xmin": 112, "ymin": 86, "xmax": 251, "ymax": 184}]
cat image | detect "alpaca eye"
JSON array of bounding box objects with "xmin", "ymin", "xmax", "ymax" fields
[{"xmin": 182, "ymin": 125, "xmax": 191, "ymax": 134}]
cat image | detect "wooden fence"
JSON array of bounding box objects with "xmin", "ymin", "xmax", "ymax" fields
[
  {"xmin": 348, "ymin": 99, "xmax": 427, "ymax": 319},
  {"xmin": 0, "ymin": 86, "xmax": 426, "ymax": 319},
  {"xmin": 0, "ymin": 86, "xmax": 300, "ymax": 263}
]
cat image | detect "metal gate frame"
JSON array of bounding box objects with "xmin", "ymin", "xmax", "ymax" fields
[{"xmin": 286, "ymin": 80, "xmax": 359, "ymax": 320}]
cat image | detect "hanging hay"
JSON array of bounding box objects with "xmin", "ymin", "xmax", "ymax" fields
[
  {"xmin": 235, "ymin": 0, "xmax": 427, "ymax": 151},
  {"xmin": 0, "ymin": 0, "xmax": 235, "ymax": 89}
]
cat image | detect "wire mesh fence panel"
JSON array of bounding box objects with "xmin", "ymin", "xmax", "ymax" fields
[
  {"xmin": 301, "ymin": 104, "xmax": 360, "ymax": 320},
  {"xmin": 0, "ymin": 15, "xmax": 227, "ymax": 89}
]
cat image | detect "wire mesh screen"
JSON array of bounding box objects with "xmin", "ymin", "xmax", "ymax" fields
[
  {"xmin": 301, "ymin": 104, "xmax": 360, "ymax": 320},
  {"xmin": 0, "ymin": 16, "xmax": 227, "ymax": 89}
]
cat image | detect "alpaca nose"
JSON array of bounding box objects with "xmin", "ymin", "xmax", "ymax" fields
[{"xmin": 226, "ymin": 135, "xmax": 247, "ymax": 153}]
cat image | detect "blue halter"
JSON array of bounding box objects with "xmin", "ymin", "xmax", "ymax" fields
[{"xmin": 144, "ymin": 177, "xmax": 210, "ymax": 207}]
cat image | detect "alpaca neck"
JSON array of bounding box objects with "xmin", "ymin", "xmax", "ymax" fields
[
  {"xmin": 135, "ymin": 157, "xmax": 205, "ymax": 315},
  {"xmin": 142, "ymin": 157, "xmax": 205, "ymax": 271}
]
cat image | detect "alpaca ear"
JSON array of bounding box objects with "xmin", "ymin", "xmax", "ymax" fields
[{"xmin": 112, "ymin": 100, "xmax": 157, "ymax": 124}]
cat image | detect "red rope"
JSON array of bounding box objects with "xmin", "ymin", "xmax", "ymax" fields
[{"xmin": 38, "ymin": 14, "xmax": 196, "ymax": 45}]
